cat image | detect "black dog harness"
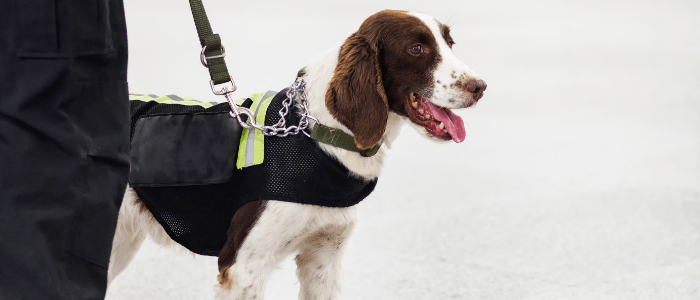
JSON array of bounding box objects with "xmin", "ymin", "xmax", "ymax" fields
[{"xmin": 128, "ymin": 90, "xmax": 377, "ymax": 256}]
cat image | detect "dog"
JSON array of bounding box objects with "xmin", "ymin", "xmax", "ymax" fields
[{"xmin": 108, "ymin": 10, "xmax": 486, "ymax": 300}]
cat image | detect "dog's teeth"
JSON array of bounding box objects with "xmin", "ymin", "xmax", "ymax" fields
[
  {"xmin": 418, "ymin": 108, "xmax": 424, "ymax": 115},
  {"xmin": 439, "ymin": 122, "xmax": 445, "ymax": 129},
  {"xmin": 412, "ymin": 101, "xmax": 418, "ymax": 109}
]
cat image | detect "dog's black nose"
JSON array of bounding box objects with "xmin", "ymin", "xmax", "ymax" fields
[{"xmin": 466, "ymin": 79, "xmax": 487, "ymax": 95}]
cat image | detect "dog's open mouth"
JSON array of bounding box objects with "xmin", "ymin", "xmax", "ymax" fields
[{"xmin": 405, "ymin": 93, "xmax": 466, "ymax": 143}]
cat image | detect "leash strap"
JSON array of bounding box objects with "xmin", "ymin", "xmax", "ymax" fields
[
  {"xmin": 184, "ymin": 9, "xmax": 382, "ymax": 157},
  {"xmin": 188, "ymin": 0, "xmax": 235, "ymax": 87},
  {"xmin": 310, "ymin": 124, "xmax": 382, "ymax": 157}
]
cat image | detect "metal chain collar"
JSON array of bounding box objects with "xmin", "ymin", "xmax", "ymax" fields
[{"xmin": 212, "ymin": 77, "xmax": 318, "ymax": 138}]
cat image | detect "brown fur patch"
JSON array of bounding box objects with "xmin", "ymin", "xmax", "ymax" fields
[
  {"xmin": 217, "ymin": 201, "xmax": 267, "ymax": 289},
  {"xmin": 133, "ymin": 196, "xmax": 160, "ymax": 225},
  {"xmin": 217, "ymin": 272, "xmax": 233, "ymax": 290},
  {"xmin": 326, "ymin": 33, "xmax": 388, "ymax": 150},
  {"xmin": 439, "ymin": 23, "xmax": 455, "ymax": 47},
  {"xmin": 135, "ymin": 196, "xmax": 149, "ymax": 214}
]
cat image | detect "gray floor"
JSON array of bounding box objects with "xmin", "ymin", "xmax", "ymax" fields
[{"xmin": 107, "ymin": 0, "xmax": 700, "ymax": 299}]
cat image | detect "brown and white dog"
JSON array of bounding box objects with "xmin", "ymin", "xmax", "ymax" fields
[{"xmin": 108, "ymin": 10, "xmax": 486, "ymax": 300}]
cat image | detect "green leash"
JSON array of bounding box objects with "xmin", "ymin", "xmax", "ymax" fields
[
  {"xmin": 188, "ymin": 0, "xmax": 235, "ymax": 88},
  {"xmin": 187, "ymin": 2, "xmax": 382, "ymax": 157}
]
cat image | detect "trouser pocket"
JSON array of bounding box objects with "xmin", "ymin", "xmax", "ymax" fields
[{"xmin": 15, "ymin": 0, "xmax": 115, "ymax": 58}]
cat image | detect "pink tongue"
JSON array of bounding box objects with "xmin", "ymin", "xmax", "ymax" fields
[{"xmin": 425, "ymin": 104, "xmax": 466, "ymax": 143}]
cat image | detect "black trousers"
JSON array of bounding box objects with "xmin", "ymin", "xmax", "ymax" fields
[{"xmin": 0, "ymin": 0, "xmax": 129, "ymax": 299}]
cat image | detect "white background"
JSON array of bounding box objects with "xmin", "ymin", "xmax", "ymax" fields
[{"xmin": 108, "ymin": 0, "xmax": 700, "ymax": 299}]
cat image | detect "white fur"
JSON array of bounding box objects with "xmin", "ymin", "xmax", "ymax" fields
[{"xmin": 108, "ymin": 11, "xmax": 478, "ymax": 300}]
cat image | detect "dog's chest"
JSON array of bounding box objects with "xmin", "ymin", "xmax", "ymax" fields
[{"xmin": 127, "ymin": 90, "xmax": 378, "ymax": 256}]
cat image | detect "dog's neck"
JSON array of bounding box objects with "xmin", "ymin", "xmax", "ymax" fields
[{"xmin": 299, "ymin": 45, "xmax": 403, "ymax": 180}]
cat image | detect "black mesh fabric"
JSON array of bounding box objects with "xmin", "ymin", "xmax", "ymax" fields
[{"xmin": 128, "ymin": 90, "xmax": 377, "ymax": 256}]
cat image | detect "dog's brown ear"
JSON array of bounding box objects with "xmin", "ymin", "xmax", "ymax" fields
[{"xmin": 326, "ymin": 34, "xmax": 388, "ymax": 151}]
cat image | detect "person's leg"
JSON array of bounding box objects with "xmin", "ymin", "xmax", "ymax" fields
[{"xmin": 0, "ymin": 0, "xmax": 129, "ymax": 299}]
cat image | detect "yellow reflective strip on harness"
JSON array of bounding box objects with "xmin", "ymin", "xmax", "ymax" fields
[
  {"xmin": 236, "ymin": 92, "xmax": 267, "ymax": 169},
  {"xmin": 236, "ymin": 133, "xmax": 248, "ymax": 169},
  {"xmin": 252, "ymin": 94, "xmax": 274, "ymax": 166},
  {"xmin": 128, "ymin": 94, "xmax": 240, "ymax": 108},
  {"xmin": 235, "ymin": 91, "xmax": 277, "ymax": 169}
]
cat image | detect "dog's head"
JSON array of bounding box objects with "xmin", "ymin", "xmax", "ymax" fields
[{"xmin": 326, "ymin": 10, "xmax": 486, "ymax": 150}]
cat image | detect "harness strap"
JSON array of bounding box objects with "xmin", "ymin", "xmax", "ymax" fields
[
  {"xmin": 310, "ymin": 124, "xmax": 382, "ymax": 157},
  {"xmin": 188, "ymin": 0, "xmax": 233, "ymax": 85}
]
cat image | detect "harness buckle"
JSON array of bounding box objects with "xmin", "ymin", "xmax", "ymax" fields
[{"xmin": 200, "ymin": 45, "xmax": 226, "ymax": 67}]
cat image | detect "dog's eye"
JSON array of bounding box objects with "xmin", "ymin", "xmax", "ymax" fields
[{"xmin": 410, "ymin": 45, "xmax": 423, "ymax": 54}]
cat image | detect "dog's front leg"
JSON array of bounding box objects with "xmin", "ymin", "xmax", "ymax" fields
[
  {"xmin": 295, "ymin": 223, "xmax": 355, "ymax": 300},
  {"xmin": 216, "ymin": 257, "xmax": 278, "ymax": 300},
  {"xmin": 215, "ymin": 201, "xmax": 310, "ymax": 300}
]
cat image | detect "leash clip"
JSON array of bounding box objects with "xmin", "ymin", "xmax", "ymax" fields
[
  {"xmin": 223, "ymin": 92, "xmax": 254, "ymax": 129},
  {"xmin": 229, "ymin": 106, "xmax": 256, "ymax": 129}
]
